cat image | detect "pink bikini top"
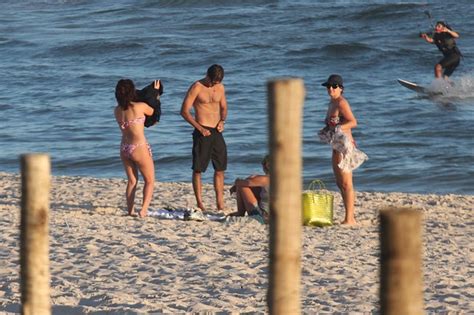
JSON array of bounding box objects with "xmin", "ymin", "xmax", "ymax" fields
[{"xmin": 119, "ymin": 116, "xmax": 145, "ymax": 130}]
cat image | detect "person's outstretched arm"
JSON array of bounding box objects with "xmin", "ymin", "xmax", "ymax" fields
[{"xmin": 420, "ymin": 33, "xmax": 434, "ymax": 43}]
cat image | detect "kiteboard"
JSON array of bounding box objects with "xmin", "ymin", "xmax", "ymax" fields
[
  {"xmin": 397, "ymin": 79, "xmax": 429, "ymax": 94},
  {"xmin": 397, "ymin": 79, "xmax": 445, "ymax": 96}
]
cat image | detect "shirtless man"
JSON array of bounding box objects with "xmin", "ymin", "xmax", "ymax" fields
[{"xmin": 181, "ymin": 64, "xmax": 228, "ymax": 211}]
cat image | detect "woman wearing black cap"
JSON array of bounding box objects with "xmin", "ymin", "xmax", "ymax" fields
[{"xmin": 319, "ymin": 74, "xmax": 367, "ymax": 225}]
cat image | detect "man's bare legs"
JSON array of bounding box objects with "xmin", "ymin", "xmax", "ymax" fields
[
  {"xmin": 192, "ymin": 171, "xmax": 205, "ymax": 210},
  {"xmin": 230, "ymin": 186, "xmax": 259, "ymax": 216},
  {"xmin": 435, "ymin": 63, "xmax": 443, "ymax": 79},
  {"xmin": 332, "ymin": 150, "xmax": 356, "ymax": 225},
  {"xmin": 214, "ymin": 170, "xmax": 225, "ymax": 211},
  {"xmin": 192, "ymin": 170, "xmax": 225, "ymax": 211}
]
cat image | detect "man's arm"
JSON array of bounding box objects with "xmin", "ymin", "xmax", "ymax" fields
[
  {"xmin": 445, "ymin": 27, "xmax": 459, "ymax": 38},
  {"xmin": 230, "ymin": 174, "xmax": 269, "ymax": 193},
  {"xmin": 217, "ymin": 85, "xmax": 228, "ymax": 132},
  {"xmin": 421, "ymin": 33, "xmax": 434, "ymax": 43},
  {"xmin": 236, "ymin": 175, "xmax": 268, "ymax": 187},
  {"xmin": 180, "ymin": 83, "xmax": 210, "ymax": 136}
]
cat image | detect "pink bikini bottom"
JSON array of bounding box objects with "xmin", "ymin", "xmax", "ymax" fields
[{"xmin": 120, "ymin": 142, "xmax": 152, "ymax": 159}]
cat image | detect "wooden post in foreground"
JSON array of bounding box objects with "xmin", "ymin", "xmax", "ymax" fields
[
  {"xmin": 380, "ymin": 207, "xmax": 424, "ymax": 315},
  {"xmin": 20, "ymin": 154, "xmax": 51, "ymax": 315},
  {"xmin": 267, "ymin": 78, "xmax": 305, "ymax": 315}
]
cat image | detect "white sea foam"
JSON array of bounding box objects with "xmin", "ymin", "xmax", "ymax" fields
[{"xmin": 428, "ymin": 74, "xmax": 474, "ymax": 100}]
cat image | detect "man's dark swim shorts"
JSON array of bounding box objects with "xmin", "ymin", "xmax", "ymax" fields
[
  {"xmin": 192, "ymin": 127, "xmax": 227, "ymax": 172},
  {"xmin": 439, "ymin": 53, "xmax": 460, "ymax": 77}
]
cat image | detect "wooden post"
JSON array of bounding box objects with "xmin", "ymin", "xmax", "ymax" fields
[
  {"xmin": 267, "ymin": 78, "xmax": 305, "ymax": 315},
  {"xmin": 20, "ymin": 154, "xmax": 51, "ymax": 315},
  {"xmin": 380, "ymin": 207, "xmax": 424, "ymax": 315}
]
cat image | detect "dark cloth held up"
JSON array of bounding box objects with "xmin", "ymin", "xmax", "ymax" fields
[{"xmin": 136, "ymin": 81, "xmax": 163, "ymax": 127}]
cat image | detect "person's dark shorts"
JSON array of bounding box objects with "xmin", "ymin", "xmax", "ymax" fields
[
  {"xmin": 438, "ymin": 52, "xmax": 461, "ymax": 77},
  {"xmin": 192, "ymin": 127, "xmax": 227, "ymax": 172}
]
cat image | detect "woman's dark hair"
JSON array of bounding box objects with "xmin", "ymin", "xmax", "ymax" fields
[
  {"xmin": 115, "ymin": 79, "xmax": 136, "ymax": 110},
  {"xmin": 207, "ymin": 64, "xmax": 224, "ymax": 83}
]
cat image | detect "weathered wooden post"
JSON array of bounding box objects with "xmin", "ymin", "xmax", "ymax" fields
[
  {"xmin": 267, "ymin": 78, "xmax": 305, "ymax": 315},
  {"xmin": 380, "ymin": 207, "xmax": 424, "ymax": 315},
  {"xmin": 20, "ymin": 154, "xmax": 51, "ymax": 315}
]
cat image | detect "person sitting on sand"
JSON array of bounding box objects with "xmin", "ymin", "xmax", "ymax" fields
[
  {"xmin": 114, "ymin": 79, "xmax": 160, "ymax": 217},
  {"xmin": 228, "ymin": 155, "xmax": 270, "ymax": 222}
]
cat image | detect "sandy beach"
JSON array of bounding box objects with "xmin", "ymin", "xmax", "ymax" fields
[{"xmin": 0, "ymin": 171, "xmax": 472, "ymax": 314}]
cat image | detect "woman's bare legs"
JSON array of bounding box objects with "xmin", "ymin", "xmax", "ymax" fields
[
  {"xmin": 133, "ymin": 146, "xmax": 155, "ymax": 218},
  {"xmin": 121, "ymin": 156, "xmax": 139, "ymax": 216},
  {"xmin": 332, "ymin": 150, "xmax": 356, "ymax": 225},
  {"xmin": 121, "ymin": 145, "xmax": 155, "ymax": 218}
]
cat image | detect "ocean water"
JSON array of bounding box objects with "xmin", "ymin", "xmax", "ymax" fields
[{"xmin": 1, "ymin": 0, "xmax": 473, "ymax": 194}]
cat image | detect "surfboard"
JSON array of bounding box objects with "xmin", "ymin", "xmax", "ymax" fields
[{"xmin": 397, "ymin": 79, "xmax": 429, "ymax": 94}]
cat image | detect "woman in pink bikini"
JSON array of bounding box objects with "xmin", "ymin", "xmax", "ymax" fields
[{"xmin": 114, "ymin": 79, "xmax": 159, "ymax": 217}]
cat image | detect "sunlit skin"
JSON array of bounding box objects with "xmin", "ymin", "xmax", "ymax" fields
[
  {"xmin": 114, "ymin": 80, "xmax": 160, "ymax": 218},
  {"xmin": 325, "ymin": 84, "xmax": 357, "ymax": 225},
  {"xmin": 181, "ymin": 75, "xmax": 228, "ymax": 211},
  {"xmin": 228, "ymin": 159, "xmax": 270, "ymax": 219}
]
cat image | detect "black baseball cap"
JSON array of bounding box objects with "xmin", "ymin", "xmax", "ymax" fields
[{"xmin": 321, "ymin": 74, "xmax": 344, "ymax": 87}]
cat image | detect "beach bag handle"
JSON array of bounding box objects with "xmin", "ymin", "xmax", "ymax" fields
[{"xmin": 306, "ymin": 179, "xmax": 327, "ymax": 192}]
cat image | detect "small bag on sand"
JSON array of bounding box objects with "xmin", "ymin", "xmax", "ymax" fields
[{"xmin": 302, "ymin": 180, "xmax": 334, "ymax": 227}]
